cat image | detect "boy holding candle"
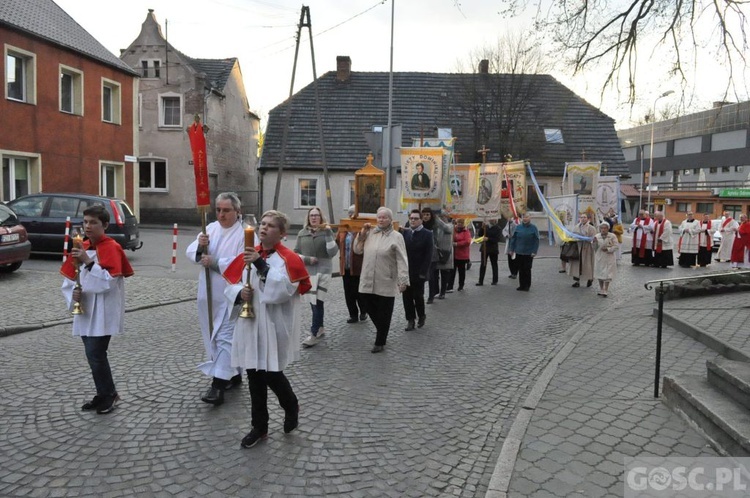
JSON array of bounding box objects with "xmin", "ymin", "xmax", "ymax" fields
[{"xmin": 60, "ymin": 205, "xmax": 134, "ymax": 414}]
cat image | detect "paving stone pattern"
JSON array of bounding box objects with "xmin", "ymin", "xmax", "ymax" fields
[{"xmin": 0, "ymin": 248, "xmax": 731, "ymax": 497}]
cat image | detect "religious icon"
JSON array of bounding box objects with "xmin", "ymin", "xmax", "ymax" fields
[
  {"xmin": 410, "ymin": 162, "xmax": 430, "ymax": 190},
  {"xmin": 477, "ymin": 177, "xmax": 493, "ymax": 205}
]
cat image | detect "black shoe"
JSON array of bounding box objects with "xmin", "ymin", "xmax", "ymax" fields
[
  {"xmin": 371, "ymin": 345, "xmax": 384, "ymax": 353},
  {"xmin": 586, "ymin": 280, "xmax": 593, "ymax": 287},
  {"xmin": 201, "ymin": 387, "xmax": 224, "ymax": 406},
  {"xmin": 509, "ymin": 274, "xmax": 518, "ymax": 279},
  {"xmin": 571, "ymin": 282, "xmax": 580, "ymax": 288},
  {"xmin": 346, "ymin": 317, "xmax": 358, "ymax": 324},
  {"xmin": 558, "ymin": 270, "xmax": 567, "ymax": 273},
  {"xmin": 405, "ymin": 320, "xmax": 416, "ymax": 331},
  {"xmin": 491, "ymin": 282, "xmax": 498, "ymax": 285},
  {"xmin": 457, "ymin": 286, "xmax": 464, "ymax": 291},
  {"xmin": 96, "ymin": 394, "xmax": 120, "ymax": 414},
  {"xmin": 438, "ymin": 294, "xmax": 445, "ymax": 299},
  {"xmin": 284, "ymin": 405, "xmax": 299, "ymax": 434},
  {"xmin": 475, "ymin": 282, "xmax": 483, "ymax": 286},
  {"xmin": 426, "ymin": 298, "xmax": 434, "ymax": 304},
  {"xmin": 241, "ymin": 428, "xmax": 268, "ymax": 448},
  {"xmin": 359, "ymin": 313, "xmax": 367, "ymax": 321},
  {"xmin": 225, "ymin": 374, "xmax": 242, "ymax": 391},
  {"xmin": 516, "ymin": 287, "xmax": 529, "ymax": 291},
  {"xmin": 445, "ymin": 289, "xmax": 454, "ymax": 293},
  {"xmin": 417, "ymin": 316, "xmax": 426, "ymax": 328},
  {"xmin": 81, "ymin": 395, "xmax": 104, "ymax": 411}
]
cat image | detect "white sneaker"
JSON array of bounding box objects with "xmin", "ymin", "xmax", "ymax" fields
[
  {"xmin": 302, "ymin": 335, "xmax": 320, "ymax": 347},
  {"xmin": 316, "ymin": 327, "xmax": 325, "ymax": 337}
]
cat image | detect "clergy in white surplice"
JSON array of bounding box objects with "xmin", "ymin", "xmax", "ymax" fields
[
  {"xmin": 629, "ymin": 210, "xmax": 655, "ymax": 266},
  {"xmin": 717, "ymin": 211, "xmax": 739, "ymax": 262},
  {"xmin": 677, "ymin": 211, "xmax": 702, "ymax": 268}
]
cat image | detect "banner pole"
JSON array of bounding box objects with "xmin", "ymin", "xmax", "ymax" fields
[{"xmin": 201, "ymin": 207, "xmax": 214, "ymax": 338}]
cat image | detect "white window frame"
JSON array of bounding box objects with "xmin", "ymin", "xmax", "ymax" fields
[
  {"xmin": 1, "ymin": 151, "xmax": 42, "ymax": 201},
  {"xmin": 139, "ymin": 58, "xmax": 162, "ymax": 79},
  {"xmin": 138, "ymin": 158, "xmax": 168, "ymax": 192},
  {"xmin": 101, "ymin": 78, "xmax": 121, "ymax": 124},
  {"xmin": 5, "ymin": 45, "xmax": 36, "ymax": 104},
  {"xmin": 59, "ymin": 64, "xmax": 84, "ymax": 115},
  {"xmin": 158, "ymin": 92, "xmax": 183, "ymax": 128},
  {"xmin": 345, "ymin": 179, "xmax": 355, "ymax": 210},
  {"xmin": 544, "ymin": 128, "xmax": 564, "ymax": 144},
  {"xmin": 296, "ymin": 176, "xmax": 319, "ymax": 209},
  {"xmin": 99, "ymin": 161, "xmax": 125, "ymax": 199}
]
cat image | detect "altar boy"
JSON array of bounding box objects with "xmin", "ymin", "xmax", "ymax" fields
[{"xmin": 61, "ymin": 205, "xmax": 133, "ymax": 414}]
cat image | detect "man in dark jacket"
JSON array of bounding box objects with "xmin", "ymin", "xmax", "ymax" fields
[
  {"xmin": 477, "ymin": 219, "xmax": 502, "ymax": 285},
  {"xmin": 401, "ymin": 209, "xmax": 433, "ymax": 330}
]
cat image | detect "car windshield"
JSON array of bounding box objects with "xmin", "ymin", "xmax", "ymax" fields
[{"xmin": 0, "ymin": 204, "xmax": 18, "ymax": 225}]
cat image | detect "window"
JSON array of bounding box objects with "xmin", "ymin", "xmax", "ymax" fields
[
  {"xmin": 137, "ymin": 93, "xmax": 142, "ymax": 128},
  {"xmin": 696, "ymin": 203, "xmax": 714, "ymax": 214},
  {"xmin": 722, "ymin": 166, "xmax": 731, "ymax": 173},
  {"xmin": 298, "ymin": 178, "xmax": 317, "ymax": 208},
  {"xmin": 347, "ymin": 179, "xmax": 355, "ymax": 209},
  {"xmin": 693, "ymin": 168, "xmax": 700, "ymax": 175},
  {"xmin": 100, "ymin": 162, "xmax": 125, "ymax": 198},
  {"xmin": 2, "ymin": 157, "xmax": 30, "ymax": 200},
  {"xmin": 676, "ymin": 202, "xmax": 691, "ymax": 213},
  {"xmin": 526, "ymin": 184, "xmax": 545, "ymax": 212},
  {"xmin": 724, "ymin": 205, "xmax": 742, "ymax": 219},
  {"xmin": 159, "ymin": 93, "xmax": 182, "ymax": 127},
  {"xmin": 659, "ymin": 170, "xmax": 667, "ymax": 177},
  {"xmin": 140, "ymin": 59, "xmax": 161, "ymax": 78},
  {"xmin": 59, "ymin": 65, "xmax": 83, "ymax": 115},
  {"xmin": 139, "ymin": 159, "xmax": 168, "ymax": 191},
  {"xmin": 683, "ymin": 169, "xmax": 691, "ymax": 175},
  {"xmin": 5, "ymin": 46, "xmax": 36, "ymax": 104},
  {"xmin": 544, "ymin": 128, "xmax": 564, "ymax": 144},
  {"xmin": 712, "ymin": 130, "xmax": 746, "ymax": 151},
  {"xmin": 709, "ymin": 167, "xmax": 718, "ymax": 173},
  {"xmin": 735, "ymin": 166, "xmax": 744, "ymax": 172},
  {"xmin": 101, "ymin": 78, "xmax": 121, "ymax": 124}
]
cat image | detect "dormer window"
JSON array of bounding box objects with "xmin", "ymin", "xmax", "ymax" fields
[{"xmin": 544, "ymin": 128, "xmax": 564, "ymax": 144}]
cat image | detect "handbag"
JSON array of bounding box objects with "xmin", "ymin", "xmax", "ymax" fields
[
  {"xmin": 560, "ymin": 241, "xmax": 580, "ymax": 261},
  {"xmin": 437, "ymin": 247, "xmax": 451, "ymax": 264}
]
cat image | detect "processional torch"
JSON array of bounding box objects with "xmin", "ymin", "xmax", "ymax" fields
[
  {"xmin": 71, "ymin": 228, "xmax": 84, "ymax": 315},
  {"xmin": 239, "ymin": 216, "xmax": 256, "ymax": 319}
]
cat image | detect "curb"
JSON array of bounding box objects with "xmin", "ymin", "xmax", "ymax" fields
[
  {"xmin": 0, "ymin": 297, "xmax": 195, "ymax": 338},
  {"xmin": 657, "ymin": 309, "xmax": 750, "ymax": 363}
]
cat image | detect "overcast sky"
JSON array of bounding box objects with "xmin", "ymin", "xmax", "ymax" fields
[{"xmin": 54, "ymin": 0, "xmax": 745, "ymax": 131}]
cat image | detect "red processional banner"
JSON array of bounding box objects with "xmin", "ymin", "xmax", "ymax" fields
[{"xmin": 187, "ymin": 121, "xmax": 211, "ymax": 207}]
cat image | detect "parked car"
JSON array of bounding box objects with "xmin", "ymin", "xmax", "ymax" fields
[
  {"xmin": 0, "ymin": 203, "xmax": 32, "ymax": 272},
  {"xmin": 712, "ymin": 219, "xmax": 723, "ymax": 250},
  {"xmin": 6, "ymin": 193, "xmax": 142, "ymax": 254}
]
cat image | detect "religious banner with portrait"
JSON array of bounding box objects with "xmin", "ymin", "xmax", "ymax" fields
[
  {"xmin": 474, "ymin": 163, "xmax": 504, "ymax": 219},
  {"xmin": 400, "ymin": 147, "xmax": 444, "ymax": 203},
  {"xmin": 444, "ymin": 163, "xmax": 479, "ymax": 218},
  {"xmin": 596, "ymin": 175, "xmax": 620, "ymax": 220},
  {"xmin": 547, "ymin": 194, "xmax": 578, "ymax": 243},
  {"xmin": 564, "ymin": 162, "xmax": 601, "ymax": 220},
  {"xmin": 500, "ymin": 160, "xmax": 527, "ymax": 220}
]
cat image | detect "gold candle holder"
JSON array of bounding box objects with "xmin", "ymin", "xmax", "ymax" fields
[
  {"xmin": 71, "ymin": 231, "xmax": 84, "ymax": 315},
  {"xmin": 239, "ymin": 225, "xmax": 255, "ymax": 319}
]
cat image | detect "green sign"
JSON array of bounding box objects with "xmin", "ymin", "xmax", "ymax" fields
[{"xmin": 719, "ymin": 188, "xmax": 750, "ymax": 198}]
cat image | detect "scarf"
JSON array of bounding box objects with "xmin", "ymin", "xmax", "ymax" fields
[
  {"xmin": 223, "ymin": 243, "xmax": 311, "ymax": 294},
  {"xmin": 653, "ymin": 219, "xmax": 666, "ymax": 253},
  {"xmin": 373, "ymin": 223, "xmax": 393, "ymax": 234},
  {"xmin": 722, "ymin": 217, "xmax": 734, "ymax": 230},
  {"xmin": 632, "ymin": 217, "xmax": 650, "ymax": 258},
  {"xmin": 60, "ymin": 235, "xmax": 134, "ymax": 280}
]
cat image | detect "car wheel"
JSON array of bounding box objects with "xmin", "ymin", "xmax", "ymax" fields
[{"xmin": 0, "ymin": 261, "xmax": 23, "ymax": 273}]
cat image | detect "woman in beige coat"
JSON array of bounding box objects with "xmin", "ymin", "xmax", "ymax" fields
[
  {"xmin": 570, "ymin": 214, "xmax": 596, "ymax": 287},
  {"xmin": 354, "ymin": 207, "xmax": 409, "ymax": 353}
]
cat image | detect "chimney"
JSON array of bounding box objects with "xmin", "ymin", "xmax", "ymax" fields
[
  {"xmin": 336, "ymin": 56, "xmax": 351, "ymax": 82},
  {"xmin": 478, "ymin": 59, "xmax": 489, "ymax": 74}
]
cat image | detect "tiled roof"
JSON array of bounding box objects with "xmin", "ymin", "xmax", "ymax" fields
[
  {"xmin": 261, "ymin": 71, "xmax": 628, "ymax": 177},
  {"xmin": 620, "ymin": 184, "xmax": 641, "ymax": 198},
  {"xmin": 0, "ymin": 0, "xmax": 137, "ymax": 75},
  {"xmin": 189, "ymin": 58, "xmax": 236, "ymax": 91}
]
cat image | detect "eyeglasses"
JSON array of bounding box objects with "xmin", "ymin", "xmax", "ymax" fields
[{"xmin": 409, "ymin": 217, "xmax": 421, "ymax": 220}]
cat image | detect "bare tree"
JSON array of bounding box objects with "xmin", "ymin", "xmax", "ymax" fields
[
  {"xmin": 499, "ymin": 0, "xmax": 749, "ymax": 105},
  {"xmin": 453, "ymin": 33, "xmax": 551, "ymax": 161}
]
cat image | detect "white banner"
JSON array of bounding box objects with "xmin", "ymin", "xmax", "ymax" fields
[{"xmin": 400, "ymin": 147, "xmax": 444, "ymax": 203}]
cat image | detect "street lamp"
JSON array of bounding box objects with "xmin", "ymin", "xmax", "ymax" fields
[{"xmin": 646, "ymin": 90, "xmax": 675, "ymax": 211}]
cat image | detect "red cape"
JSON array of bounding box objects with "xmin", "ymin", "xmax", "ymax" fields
[
  {"xmin": 223, "ymin": 242, "xmax": 312, "ymax": 295},
  {"xmin": 60, "ymin": 235, "xmax": 134, "ymax": 280}
]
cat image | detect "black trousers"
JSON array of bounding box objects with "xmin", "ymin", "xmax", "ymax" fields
[
  {"xmin": 342, "ymin": 270, "xmax": 364, "ymax": 319},
  {"xmin": 448, "ymin": 260, "xmax": 468, "ymax": 289},
  {"xmin": 516, "ymin": 254, "xmax": 534, "ymax": 290},
  {"xmin": 479, "ymin": 252, "xmax": 499, "ymax": 284},
  {"xmin": 507, "ymin": 253, "xmax": 519, "ymax": 276},
  {"xmin": 402, "ymin": 278, "xmax": 426, "ymax": 321},
  {"xmin": 361, "ymin": 293, "xmax": 395, "ymax": 346},
  {"xmin": 246, "ymin": 369, "xmax": 298, "ymax": 433}
]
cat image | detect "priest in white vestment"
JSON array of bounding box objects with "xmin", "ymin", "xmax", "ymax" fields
[
  {"xmin": 677, "ymin": 211, "xmax": 702, "ymax": 268},
  {"xmin": 717, "ymin": 211, "xmax": 739, "ymax": 263}
]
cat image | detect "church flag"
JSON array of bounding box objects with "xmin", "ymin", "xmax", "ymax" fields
[
  {"xmin": 499, "ymin": 160, "xmax": 527, "ymax": 220},
  {"xmin": 475, "ymin": 163, "xmax": 504, "ymax": 219},
  {"xmin": 187, "ymin": 117, "xmax": 211, "ymax": 207},
  {"xmin": 401, "ymin": 147, "xmax": 444, "ymax": 203},
  {"xmin": 444, "ymin": 163, "xmax": 479, "ymax": 219},
  {"xmin": 596, "ymin": 175, "xmax": 620, "ymax": 221},
  {"xmin": 564, "ymin": 162, "xmax": 601, "ymax": 221}
]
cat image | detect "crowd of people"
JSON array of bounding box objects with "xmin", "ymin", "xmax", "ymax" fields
[{"xmin": 60, "ymin": 192, "xmax": 749, "ymax": 450}]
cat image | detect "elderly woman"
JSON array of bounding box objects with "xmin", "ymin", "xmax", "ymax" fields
[
  {"xmin": 570, "ymin": 213, "xmax": 596, "ymax": 288},
  {"xmin": 354, "ymin": 207, "xmax": 409, "ymax": 353},
  {"xmin": 295, "ymin": 206, "xmax": 338, "ymax": 348},
  {"xmin": 508, "ymin": 212, "xmax": 540, "ymax": 291},
  {"xmin": 593, "ymin": 222, "xmax": 619, "ymax": 297}
]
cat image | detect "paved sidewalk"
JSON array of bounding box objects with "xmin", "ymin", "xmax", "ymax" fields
[{"xmin": 494, "ymin": 268, "xmax": 750, "ymax": 497}]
